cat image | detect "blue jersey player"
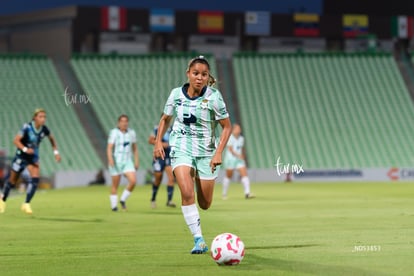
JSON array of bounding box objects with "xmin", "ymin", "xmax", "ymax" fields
[
  {"xmin": 0, "ymin": 108, "xmax": 61, "ymax": 214},
  {"xmin": 148, "ymin": 123, "xmax": 175, "ymax": 208}
]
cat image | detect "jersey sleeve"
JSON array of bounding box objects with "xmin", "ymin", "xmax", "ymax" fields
[
  {"xmin": 212, "ymin": 91, "xmax": 229, "ymax": 120},
  {"xmin": 227, "ymin": 135, "xmax": 235, "ymax": 148},
  {"xmin": 17, "ymin": 123, "xmax": 29, "ymax": 136},
  {"xmin": 43, "ymin": 126, "xmax": 51, "ymax": 136},
  {"xmin": 163, "ymin": 89, "xmax": 177, "ymax": 116},
  {"xmin": 130, "ymin": 130, "xmax": 137, "ymax": 144},
  {"xmin": 107, "ymin": 129, "xmax": 116, "ymax": 144}
]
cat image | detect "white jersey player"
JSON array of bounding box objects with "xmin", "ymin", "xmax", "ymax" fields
[
  {"xmin": 222, "ymin": 124, "xmax": 254, "ymax": 199},
  {"xmin": 107, "ymin": 114, "xmax": 139, "ymax": 211}
]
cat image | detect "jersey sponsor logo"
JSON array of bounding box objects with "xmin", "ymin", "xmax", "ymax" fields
[
  {"xmin": 183, "ymin": 113, "xmax": 197, "ymax": 126},
  {"xmin": 123, "ymin": 141, "xmax": 130, "ymax": 147}
]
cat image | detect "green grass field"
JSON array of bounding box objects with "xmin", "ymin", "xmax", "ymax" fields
[{"xmin": 1, "ymin": 182, "xmax": 414, "ymax": 275}]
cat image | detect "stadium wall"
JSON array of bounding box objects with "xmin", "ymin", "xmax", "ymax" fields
[
  {"xmin": 0, "ymin": 5, "xmax": 403, "ymax": 58},
  {"xmin": 53, "ymin": 167, "xmax": 413, "ymax": 188}
]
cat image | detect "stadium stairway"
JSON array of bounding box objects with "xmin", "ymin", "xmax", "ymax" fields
[
  {"xmin": 52, "ymin": 58, "xmax": 107, "ymax": 164},
  {"xmin": 70, "ymin": 53, "xmax": 219, "ymax": 169},
  {"xmin": 394, "ymin": 49, "xmax": 414, "ymax": 102},
  {"xmin": 232, "ymin": 52, "xmax": 414, "ymax": 169},
  {"xmin": 0, "ymin": 54, "xmax": 103, "ymax": 176}
]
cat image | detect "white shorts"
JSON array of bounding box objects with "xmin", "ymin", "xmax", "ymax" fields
[
  {"xmin": 109, "ymin": 160, "xmax": 135, "ymax": 176},
  {"xmin": 224, "ymin": 156, "xmax": 246, "ymax": 170}
]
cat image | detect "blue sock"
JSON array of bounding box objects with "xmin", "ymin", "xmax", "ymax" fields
[
  {"xmin": 167, "ymin": 186, "xmax": 174, "ymax": 202},
  {"xmin": 2, "ymin": 181, "xmax": 13, "ymax": 201},
  {"xmin": 25, "ymin": 177, "xmax": 39, "ymax": 203},
  {"xmin": 151, "ymin": 184, "xmax": 159, "ymax": 201}
]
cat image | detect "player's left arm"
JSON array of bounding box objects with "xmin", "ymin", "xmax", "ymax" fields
[
  {"xmin": 210, "ymin": 117, "xmax": 232, "ymax": 172},
  {"xmin": 241, "ymin": 144, "xmax": 246, "ymax": 161},
  {"xmin": 132, "ymin": 142, "xmax": 139, "ymax": 170},
  {"xmin": 48, "ymin": 134, "xmax": 61, "ymax": 162}
]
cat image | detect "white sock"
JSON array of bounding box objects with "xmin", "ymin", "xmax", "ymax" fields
[
  {"xmin": 120, "ymin": 189, "xmax": 131, "ymax": 202},
  {"xmin": 181, "ymin": 204, "xmax": 202, "ymax": 238},
  {"xmin": 110, "ymin": 194, "xmax": 118, "ymax": 209},
  {"xmin": 241, "ymin": 176, "xmax": 251, "ymax": 195},
  {"xmin": 222, "ymin": 177, "xmax": 230, "ymax": 196}
]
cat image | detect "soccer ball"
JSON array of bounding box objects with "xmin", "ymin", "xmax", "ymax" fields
[{"xmin": 210, "ymin": 233, "xmax": 245, "ymax": 265}]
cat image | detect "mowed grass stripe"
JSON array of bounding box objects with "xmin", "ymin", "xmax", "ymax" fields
[{"xmin": 0, "ymin": 182, "xmax": 413, "ymax": 275}]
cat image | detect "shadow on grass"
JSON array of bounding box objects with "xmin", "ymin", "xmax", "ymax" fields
[
  {"xmin": 247, "ymin": 244, "xmax": 320, "ymax": 250},
  {"xmin": 139, "ymin": 211, "xmax": 182, "ymax": 216},
  {"xmin": 34, "ymin": 217, "xmax": 104, "ymax": 223},
  {"xmin": 232, "ymin": 253, "xmax": 386, "ymax": 275}
]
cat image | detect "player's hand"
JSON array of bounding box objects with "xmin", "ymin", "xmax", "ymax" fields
[
  {"xmin": 135, "ymin": 163, "xmax": 139, "ymax": 170},
  {"xmin": 108, "ymin": 159, "xmax": 114, "ymax": 167},
  {"xmin": 210, "ymin": 153, "xmax": 222, "ymax": 173},
  {"xmin": 26, "ymin": 148, "xmax": 35, "ymax": 155},
  {"xmin": 153, "ymin": 143, "xmax": 165, "ymax": 160},
  {"xmin": 55, "ymin": 153, "xmax": 61, "ymax": 162}
]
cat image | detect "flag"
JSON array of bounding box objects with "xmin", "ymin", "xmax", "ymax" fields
[
  {"xmin": 391, "ymin": 16, "xmax": 414, "ymax": 39},
  {"xmin": 101, "ymin": 6, "xmax": 127, "ymax": 31},
  {"xmin": 293, "ymin": 13, "xmax": 320, "ymax": 37},
  {"xmin": 198, "ymin": 11, "xmax": 223, "ymax": 34},
  {"xmin": 343, "ymin": 14, "xmax": 368, "ymax": 38},
  {"xmin": 150, "ymin": 9, "xmax": 175, "ymax": 32},
  {"xmin": 245, "ymin": 11, "xmax": 270, "ymax": 36}
]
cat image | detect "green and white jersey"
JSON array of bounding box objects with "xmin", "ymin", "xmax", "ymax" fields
[
  {"xmin": 225, "ymin": 134, "xmax": 244, "ymax": 160},
  {"xmin": 164, "ymin": 84, "xmax": 229, "ymax": 157},
  {"xmin": 108, "ymin": 128, "xmax": 136, "ymax": 163}
]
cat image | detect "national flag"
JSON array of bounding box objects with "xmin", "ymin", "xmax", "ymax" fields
[
  {"xmin": 293, "ymin": 13, "xmax": 320, "ymax": 37},
  {"xmin": 343, "ymin": 14, "xmax": 369, "ymax": 38},
  {"xmin": 391, "ymin": 16, "xmax": 414, "ymax": 39},
  {"xmin": 101, "ymin": 6, "xmax": 127, "ymax": 31},
  {"xmin": 198, "ymin": 11, "xmax": 223, "ymax": 34},
  {"xmin": 150, "ymin": 9, "xmax": 175, "ymax": 33},
  {"xmin": 245, "ymin": 11, "xmax": 270, "ymax": 36}
]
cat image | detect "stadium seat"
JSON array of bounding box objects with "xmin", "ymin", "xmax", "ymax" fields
[
  {"xmin": 0, "ymin": 55, "xmax": 103, "ymax": 176},
  {"xmin": 71, "ymin": 54, "xmax": 217, "ymax": 169},
  {"xmin": 233, "ymin": 52, "xmax": 414, "ymax": 169}
]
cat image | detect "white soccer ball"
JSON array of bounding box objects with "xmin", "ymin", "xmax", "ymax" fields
[{"xmin": 210, "ymin": 233, "xmax": 245, "ymax": 265}]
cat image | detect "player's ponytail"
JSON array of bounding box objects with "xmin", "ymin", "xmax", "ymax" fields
[{"xmin": 208, "ymin": 74, "xmax": 217, "ymax": 87}]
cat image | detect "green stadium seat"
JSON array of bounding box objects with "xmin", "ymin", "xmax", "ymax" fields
[
  {"xmin": 71, "ymin": 54, "xmax": 218, "ymax": 169},
  {"xmin": 233, "ymin": 52, "xmax": 414, "ymax": 169},
  {"xmin": 0, "ymin": 55, "xmax": 103, "ymax": 176}
]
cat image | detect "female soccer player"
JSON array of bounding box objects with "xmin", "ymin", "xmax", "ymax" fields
[
  {"xmin": 153, "ymin": 56, "xmax": 232, "ymax": 254},
  {"xmin": 107, "ymin": 114, "xmax": 139, "ymax": 211},
  {"xmin": 0, "ymin": 108, "xmax": 61, "ymax": 214},
  {"xmin": 222, "ymin": 123, "xmax": 255, "ymax": 199},
  {"xmin": 148, "ymin": 121, "xmax": 176, "ymax": 208}
]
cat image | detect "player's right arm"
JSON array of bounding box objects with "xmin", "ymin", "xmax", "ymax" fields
[
  {"xmin": 153, "ymin": 114, "xmax": 173, "ymax": 160},
  {"xmin": 148, "ymin": 134, "xmax": 170, "ymax": 148},
  {"xmin": 107, "ymin": 143, "xmax": 114, "ymax": 167},
  {"xmin": 107, "ymin": 129, "xmax": 115, "ymax": 167},
  {"xmin": 148, "ymin": 134, "xmax": 156, "ymax": 145},
  {"xmin": 14, "ymin": 128, "xmax": 34, "ymax": 155}
]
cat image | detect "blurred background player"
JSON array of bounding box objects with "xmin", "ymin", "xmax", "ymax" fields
[
  {"xmin": 222, "ymin": 123, "xmax": 255, "ymax": 199},
  {"xmin": 153, "ymin": 56, "xmax": 232, "ymax": 254},
  {"xmin": 0, "ymin": 108, "xmax": 61, "ymax": 214},
  {"xmin": 148, "ymin": 119, "xmax": 176, "ymax": 208},
  {"xmin": 107, "ymin": 114, "xmax": 139, "ymax": 211}
]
